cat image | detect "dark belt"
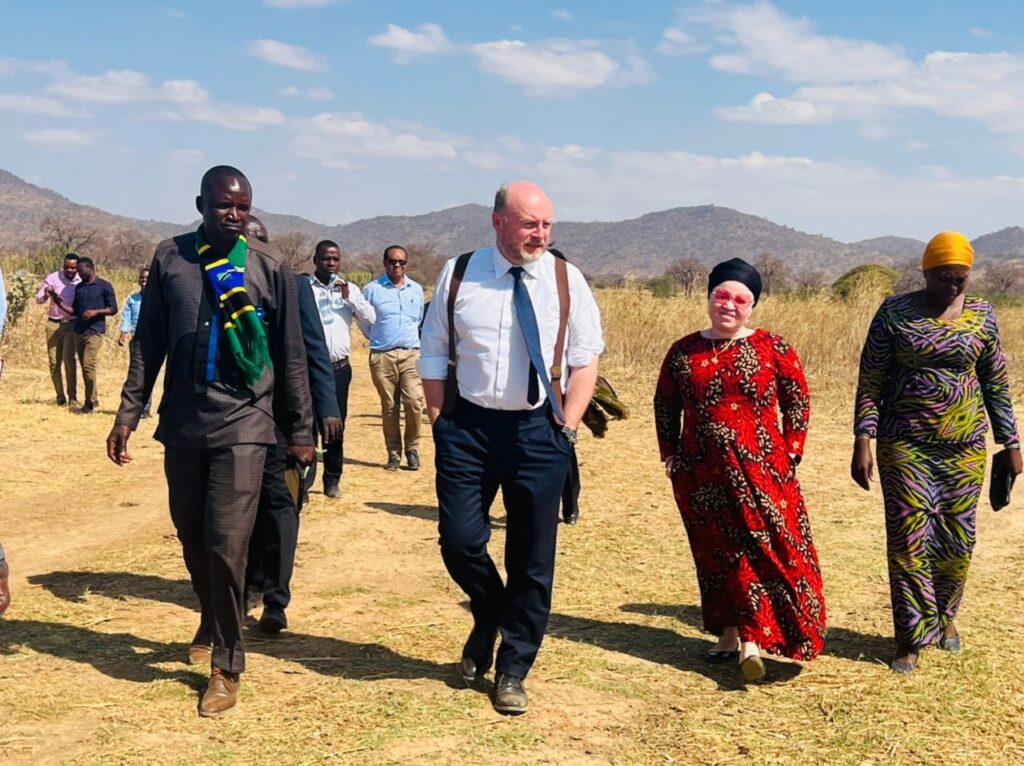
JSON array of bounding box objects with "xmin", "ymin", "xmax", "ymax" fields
[
  {"xmin": 48, "ymin": 318, "xmax": 74, "ymax": 323},
  {"xmin": 371, "ymin": 347, "xmax": 417, "ymax": 353},
  {"xmin": 332, "ymin": 357, "xmax": 351, "ymax": 369}
]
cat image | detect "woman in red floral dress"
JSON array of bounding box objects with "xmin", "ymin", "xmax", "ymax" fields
[{"xmin": 654, "ymin": 258, "xmax": 826, "ymax": 682}]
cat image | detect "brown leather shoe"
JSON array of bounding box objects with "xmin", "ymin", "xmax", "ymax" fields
[
  {"xmin": 198, "ymin": 668, "xmax": 240, "ymax": 718},
  {"xmin": 188, "ymin": 644, "xmax": 213, "ymax": 666}
]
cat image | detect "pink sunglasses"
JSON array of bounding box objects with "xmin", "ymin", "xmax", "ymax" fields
[{"xmin": 710, "ymin": 288, "xmax": 753, "ymax": 308}]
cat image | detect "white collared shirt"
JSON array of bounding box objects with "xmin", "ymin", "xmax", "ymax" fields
[
  {"xmin": 308, "ymin": 273, "xmax": 376, "ymax": 362},
  {"xmin": 418, "ymin": 247, "xmax": 604, "ymax": 411}
]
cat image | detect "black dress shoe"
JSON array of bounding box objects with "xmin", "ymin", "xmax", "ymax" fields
[
  {"xmin": 459, "ymin": 623, "xmax": 498, "ymax": 684},
  {"xmin": 493, "ymin": 672, "xmax": 528, "ymax": 715},
  {"xmin": 405, "ymin": 450, "xmax": 420, "ymax": 470},
  {"xmin": 259, "ymin": 606, "xmax": 287, "ymax": 634}
]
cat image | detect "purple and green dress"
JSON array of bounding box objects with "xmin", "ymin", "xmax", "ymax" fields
[{"xmin": 854, "ymin": 294, "xmax": 1019, "ymax": 648}]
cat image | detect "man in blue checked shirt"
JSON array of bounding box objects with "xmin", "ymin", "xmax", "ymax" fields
[
  {"xmin": 118, "ymin": 266, "xmax": 151, "ymax": 417},
  {"xmin": 358, "ymin": 245, "xmax": 426, "ymax": 471}
]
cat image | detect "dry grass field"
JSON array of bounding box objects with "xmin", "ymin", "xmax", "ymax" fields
[{"xmin": 3, "ymin": 272, "xmax": 1024, "ymax": 765}]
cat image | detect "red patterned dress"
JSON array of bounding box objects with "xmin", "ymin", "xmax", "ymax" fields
[{"xmin": 654, "ymin": 330, "xmax": 826, "ymax": 660}]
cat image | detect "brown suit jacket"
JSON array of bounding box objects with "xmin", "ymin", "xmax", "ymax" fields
[{"xmin": 115, "ymin": 232, "xmax": 314, "ymax": 448}]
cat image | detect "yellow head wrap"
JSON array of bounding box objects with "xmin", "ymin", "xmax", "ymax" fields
[{"xmin": 921, "ymin": 231, "xmax": 975, "ymax": 271}]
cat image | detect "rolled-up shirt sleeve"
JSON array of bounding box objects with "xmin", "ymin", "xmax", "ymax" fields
[
  {"xmin": 566, "ymin": 267, "xmax": 604, "ymax": 368},
  {"xmin": 417, "ymin": 258, "xmax": 454, "ymax": 380}
]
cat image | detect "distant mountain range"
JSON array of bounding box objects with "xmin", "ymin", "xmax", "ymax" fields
[{"xmin": 2, "ymin": 168, "xmax": 1022, "ymax": 276}]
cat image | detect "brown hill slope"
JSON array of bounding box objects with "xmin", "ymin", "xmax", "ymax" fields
[{"xmin": 0, "ymin": 168, "xmax": 1012, "ymax": 276}]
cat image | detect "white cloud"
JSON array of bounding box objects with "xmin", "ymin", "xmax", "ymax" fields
[
  {"xmin": 551, "ymin": 9, "xmax": 572, "ymax": 21},
  {"xmin": 0, "ymin": 57, "xmax": 70, "ymax": 78},
  {"xmin": 281, "ymin": 85, "xmax": 334, "ymax": 100},
  {"xmin": 472, "ymin": 38, "xmax": 651, "ymax": 95},
  {"xmin": 690, "ymin": 1, "xmax": 910, "ymax": 84},
  {"xmin": 531, "ymin": 145, "xmax": 1024, "ymax": 241},
  {"xmin": 716, "ymin": 50, "xmax": 1024, "ymax": 148},
  {"xmin": 656, "ymin": 26, "xmax": 706, "ymax": 56},
  {"xmin": 177, "ymin": 103, "xmax": 287, "ymax": 131},
  {"xmin": 293, "ymin": 112, "xmax": 460, "ymax": 166},
  {"xmin": 20, "ymin": 128, "xmax": 102, "ymax": 147},
  {"xmin": 160, "ymin": 6, "xmax": 187, "ymax": 19},
  {"xmin": 715, "ymin": 91, "xmax": 833, "ymax": 123},
  {"xmin": 368, "ymin": 23, "xmax": 454, "ymax": 62},
  {"xmin": 247, "ymin": 39, "xmax": 328, "ymax": 71},
  {"xmin": 0, "ymin": 93, "xmax": 78, "ymax": 117},
  {"xmin": 46, "ymin": 69, "xmax": 153, "ymax": 103},
  {"xmin": 368, "ymin": 24, "xmax": 649, "ymax": 95},
  {"xmin": 693, "ymin": 4, "xmax": 1024, "ymax": 151},
  {"xmin": 969, "ymin": 27, "xmax": 994, "ymax": 39},
  {"xmin": 161, "ymin": 79, "xmax": 210, "ymax": 104}
]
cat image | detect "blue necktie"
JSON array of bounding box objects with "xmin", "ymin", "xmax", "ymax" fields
[{"xmin": 510, "ymin": 266, "xmax": 565, "ymax": 423}]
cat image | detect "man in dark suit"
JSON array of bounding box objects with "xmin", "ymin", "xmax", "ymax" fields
[
  {"xmin": 245, "ymin": 218, "xmax": 342, "ymax": 634},
  {"xmin": 106, "ymin": 166, "xmax": 314, "ymax": 718}
]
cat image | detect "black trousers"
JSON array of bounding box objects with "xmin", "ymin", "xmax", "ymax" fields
[
  {"xmin": 323, "ymin": 361, "xmax": 353, "ymax": 482},
  {"xmin": 434, "ymin": 397, "xmax": 571, "ymax": 679},
  {"xmin": 246, "ymin": 443, "xmax": 298, "ymax": 611},
  {"xmin": 165, "ymin": 444, "xmax": 267, "ymax": 674}
]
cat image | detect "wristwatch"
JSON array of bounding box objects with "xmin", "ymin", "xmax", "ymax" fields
[{"xmin": 561, "ymin": 426, "xmax": 579, "ymax": 446}]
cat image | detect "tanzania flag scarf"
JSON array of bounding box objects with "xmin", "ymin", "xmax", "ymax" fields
[{"xmin": 196, "ymin": 226, "xmax": 272, "ymax": 386}]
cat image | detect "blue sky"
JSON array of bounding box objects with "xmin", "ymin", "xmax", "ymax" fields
[{"xmin": 2, "ymin": 1, "xmax": 1024, "ymax": 241}]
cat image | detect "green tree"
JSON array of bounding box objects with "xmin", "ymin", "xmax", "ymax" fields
[{"xmin": 832, "ymin": 264, "xmax": 900, "ymax": 298}]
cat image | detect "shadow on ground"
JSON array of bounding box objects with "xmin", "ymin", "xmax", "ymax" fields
[
  {"xmin": 548, "ymin": 610, "xmax": 801, "ymax": 691},
  {"xmin": 21, "ymin": 570, "xmax": 464, "ymax": 689},
  {"xmin": 620, "ymin": 602, "xmax": 892, "ymax": 665},
  {"xmin": 366, "ymin": 501, "xmax": 437, "ymax": 520}
]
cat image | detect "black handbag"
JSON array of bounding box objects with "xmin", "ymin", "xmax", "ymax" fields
[{"xmin": 989, "ymin": 449, "xmax": 1017, "ymax": 512}]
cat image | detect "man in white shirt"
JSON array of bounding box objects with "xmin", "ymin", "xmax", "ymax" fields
[
  {"xmin": 309, "ymin": 240, "xmax": 376, "ymax": 498},
  {"xmin": 419, "ymin": 181, "xmax": 604, "ymax": 715}
]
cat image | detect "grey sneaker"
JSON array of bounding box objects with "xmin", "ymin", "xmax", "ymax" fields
[
  {"xmin": 385, "ymin": 454, "xmax": 401, "ymax": 471},
  {"xmin": 493, "ymin": 673, "xmax": 528, "ymax": 715},
  {"xmin": 405, "ymin": 450, "xmax": 420, "ymax": 471}
]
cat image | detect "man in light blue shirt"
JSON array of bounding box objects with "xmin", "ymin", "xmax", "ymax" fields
[
  {"xmin": 118, "ymin": 266, "xmax": 148, "ymax": 344},
  {"xmin": 118, "ymin": 266, "xmax": 151, "ymax": 416},
  {"xmin": 359, "ymin": 245, "xmax": 425, "ymax": 471}
]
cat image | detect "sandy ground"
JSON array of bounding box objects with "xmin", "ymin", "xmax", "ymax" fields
[{"xmin": 2, "ymin": 346, "xmax": 1024, "ymax": 765}]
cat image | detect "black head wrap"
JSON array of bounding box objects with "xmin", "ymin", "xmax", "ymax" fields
[{"xmin": 707, "ymin": 257, "xmax": 763, "ymax": 305}]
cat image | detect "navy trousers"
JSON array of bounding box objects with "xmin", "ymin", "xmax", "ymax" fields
[
  {"xmin": 246, "ymin": 443, "xmax": 299, "ymax": 611},
  {"xmin": 434, "ymin": 397, "xmax": 571, "ymax": 678},
  {"xmin": 323, "ymin": 361, "xmax": 353, "ymax": 482}
]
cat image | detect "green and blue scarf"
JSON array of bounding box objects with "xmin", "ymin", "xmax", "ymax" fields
[{"xmin": 196, "ymin": 226, "xmax": 272, "ymax": 386}]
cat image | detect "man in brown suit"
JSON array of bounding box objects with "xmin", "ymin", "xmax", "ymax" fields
[{"xmin": 106, "ymin": 165, "xmax": 314, "ymax": 718}]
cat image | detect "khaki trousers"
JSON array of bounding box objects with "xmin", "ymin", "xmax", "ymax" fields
[
  {"xmin": 368, "ymin": 348, "xmax": 423, "ymax": 456},
  {"xmin": 45, "ymin": 320, "xmax": 77, "ymax": 403},
  {"xmin": 75, "ymin": 333, "xmax": 103, "ymax": 407}
]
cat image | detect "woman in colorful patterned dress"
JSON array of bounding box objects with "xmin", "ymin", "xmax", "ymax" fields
[
  {"xmin": 655, "ymin": 258, "xmax": 826, "ymax": 682},
  {"xmin": 852, "ymin": 231, "xmax": 1022, "ymax": 674}
]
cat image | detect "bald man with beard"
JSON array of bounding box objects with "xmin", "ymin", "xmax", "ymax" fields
[
  {"xmin": 418, "ymin": 181, "xmax": 604, "ymax": 714},
  {"xmin": 107, "ymin": 165, "xmax": 314, "ymax": 718}
]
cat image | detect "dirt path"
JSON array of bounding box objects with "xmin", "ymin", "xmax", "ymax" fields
[{"xmin": 3, "ymin": 354, "xmax": 1024, "ymax": 765}]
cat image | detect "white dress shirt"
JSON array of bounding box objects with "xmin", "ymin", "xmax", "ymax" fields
[
  {"xmin": 308, "ymin": 274, "xmax": 376, "ymax": 363},
  {"xmin": 418, "ymin": 247, "xmax": 604, "ymax": 411}
]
